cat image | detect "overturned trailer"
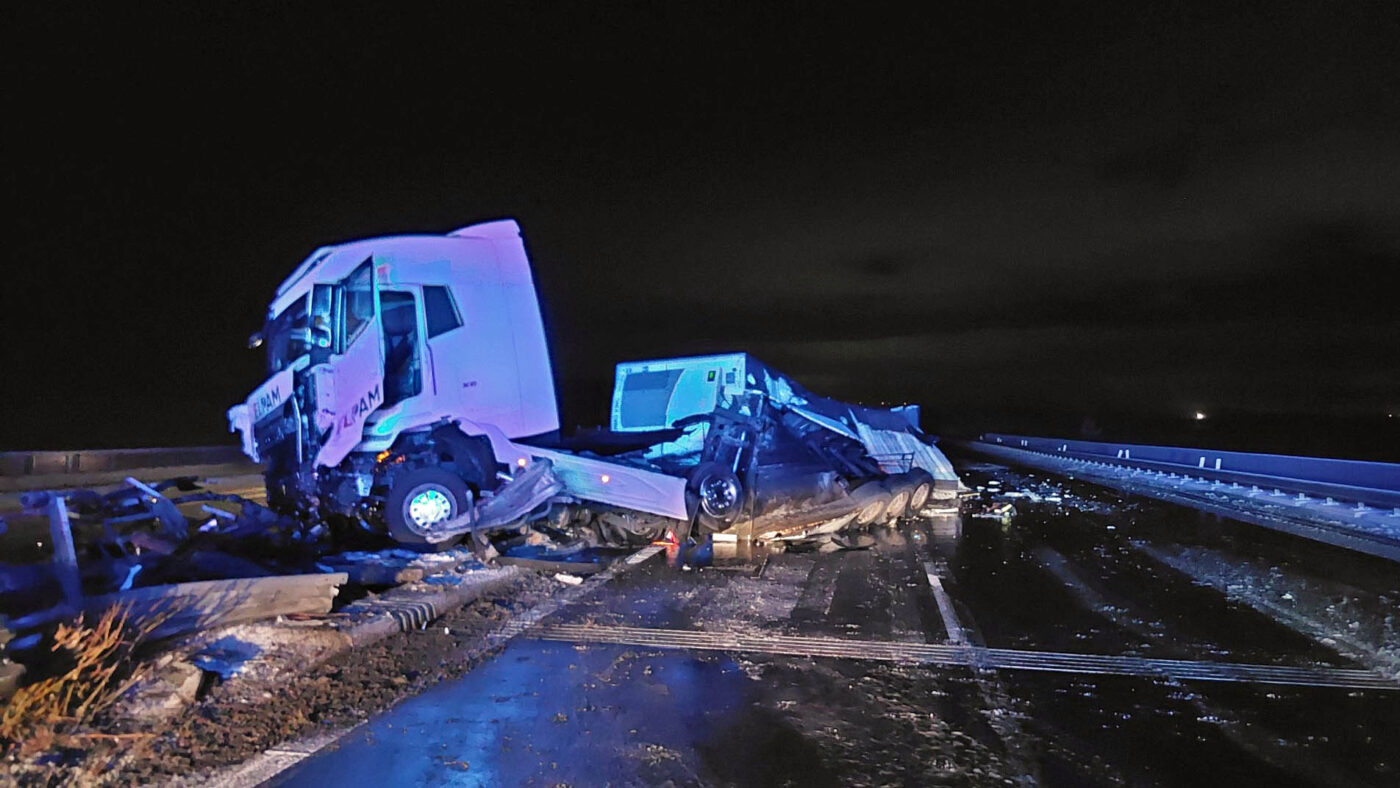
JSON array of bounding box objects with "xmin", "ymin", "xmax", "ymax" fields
[
  {"xmin": 606, "ymin": 352, "xmax": 960, "ymax": 523},
  {"xmin": 226, "ymin": 220, "xmax": 961, "ymax": 549}
]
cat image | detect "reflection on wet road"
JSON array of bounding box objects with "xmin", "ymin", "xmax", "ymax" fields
[{"xmin": 276, "ymin": 459, "xmax": 1400, "ymax": 786}]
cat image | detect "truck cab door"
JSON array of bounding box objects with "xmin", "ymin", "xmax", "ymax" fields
[{"xmin": 313, "ymin": 258, "xmax": 386, "ymax": 468}]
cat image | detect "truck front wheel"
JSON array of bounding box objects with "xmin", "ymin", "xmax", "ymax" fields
[{"xmin": 385, "ymin": 467, "xmax": 471, "ymax": 549}]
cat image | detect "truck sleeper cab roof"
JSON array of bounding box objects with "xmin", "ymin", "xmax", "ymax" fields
[{"xmin": 267, "ymin": 219, "xmax": 530, "ymax": 318}]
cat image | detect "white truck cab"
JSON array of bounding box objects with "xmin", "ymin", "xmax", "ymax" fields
[
  {"xmin": 231, "ymin": 219, "xmax": 558, "ymax": 466},
  {"xmin": 228, "ymin": 220, "xmax": 674, "ymax": 545}
]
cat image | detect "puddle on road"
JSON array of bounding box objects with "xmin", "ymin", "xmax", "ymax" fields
[{"xmin": 273, "ymin": 636, "xmax": 1022, "ymax": 786}]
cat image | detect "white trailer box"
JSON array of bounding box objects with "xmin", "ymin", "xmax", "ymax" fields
[{"xmin": 610, "ymin": 353, "xmax": 753, "ymax": 432}]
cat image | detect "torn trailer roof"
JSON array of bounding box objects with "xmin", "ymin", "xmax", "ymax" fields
[{"xmin": 611, "ymin": 352, "xmax": 959, "ymax": 483}]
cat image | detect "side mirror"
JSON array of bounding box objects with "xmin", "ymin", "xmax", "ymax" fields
[{"xmin": 248, "ymin": 331, "xmax": 264, "ymax": 349}]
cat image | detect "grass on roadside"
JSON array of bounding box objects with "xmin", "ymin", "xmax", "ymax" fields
[{"xmin": 1, "ymin": 605, "xmax": 165, "ymax": 756}]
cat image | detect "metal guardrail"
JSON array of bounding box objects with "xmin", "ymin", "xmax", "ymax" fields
[
  {"xmin": 0, "ymin": 446, "xmax": 250, "ymax": 478},
  {"xmin": 979, "ymin": 434, "xmax": 1400, "ymax": 510},
  {"xmin": 961, "ymin": 437, "xmax": 1400, "ymax": 562}
]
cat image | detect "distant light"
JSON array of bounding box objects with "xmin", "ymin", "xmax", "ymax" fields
[
  {"xmin": 601, "ymin": 474, "xmax": 611, "ymax": 484},
  {"xmin": 516, "ymin": 457, "xmax": 527, "ymax": 468},
  {"xmin": 1194, "ymin": 411, "xmax": 1207, "ymax": 421}
]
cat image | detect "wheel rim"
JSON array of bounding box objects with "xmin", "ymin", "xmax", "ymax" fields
[
  {"xmin": 887, "ymin": 491, "xmax": 910, "ymax": 519},
  {"xmin": 910, "ymin": 483, "xmax": 931, "ymax": 510},
  {"xmin": 699, "ymin": 475, "xmax": 740, "ymax": 518},
  {"xmin": 404, "ymin": 485, "xmax": 455, "ymax": 532}
]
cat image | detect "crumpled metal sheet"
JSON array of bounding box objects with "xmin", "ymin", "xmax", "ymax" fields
[{"xmin": 852, "ymin": 421, "xmax": 959, "ymax": 481}]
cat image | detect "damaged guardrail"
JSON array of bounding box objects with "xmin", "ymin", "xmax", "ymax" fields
[{"xmin": 1, "ymin": 478, "xmax": 336, "ymax": 646}]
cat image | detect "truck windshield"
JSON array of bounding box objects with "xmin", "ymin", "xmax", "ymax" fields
[{"xmin": 265, "ymin": 294, "xmax": 309, "ymax": 373}]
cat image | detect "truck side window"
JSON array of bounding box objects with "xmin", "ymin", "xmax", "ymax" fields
[
  {"xmin": 380, "ymin": 290, "xmax": 422, "ymax": 405},
  {"xmin": 423, "ymin": 285, "xmax": 462, "ymax": 338},
  {"xmin": 265, "ymin": 294, "xmax": 309, "ymax": 373},
  {"xmin": 341, "ymin": 260, "xmax": 375, "ymax": 349},
  {"xmin": 308, "ymin": 284, "xmax": 336, "ymax": 362}
]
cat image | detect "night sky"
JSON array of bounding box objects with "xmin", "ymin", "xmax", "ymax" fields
[{"xmin": 8, "ymin": 4, "xmax": 1400, "ymax": 458}]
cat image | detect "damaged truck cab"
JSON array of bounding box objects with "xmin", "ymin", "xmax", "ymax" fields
[{"xmin": 229, "ymin": 220, "xmax": 573, "ymax": 542}]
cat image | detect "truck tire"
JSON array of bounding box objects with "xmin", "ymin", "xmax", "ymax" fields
[
  {"xmin": 850, "ymin": 482, "xmax": 892, "ymax": 526},
  {"xmin": 882, "ymin": 479, "xmax": 912, "ymax": 521},
  {"xmin": 688, "ymin": 462, "xmax": 744, "ymax": 532},
  {"xmin": 904, "ymin": 469, "xmax": 934, "ymax": 514},
  {"xmin": 385, "ymin": 467, "xmax": 471, "ymax": 550}
]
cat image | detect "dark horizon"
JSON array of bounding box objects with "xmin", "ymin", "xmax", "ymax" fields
[{"xmin": 7, "ymin": 4, "xmax": 1399, "ymax": 459}]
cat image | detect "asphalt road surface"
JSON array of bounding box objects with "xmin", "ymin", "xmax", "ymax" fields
[{"xmin": 271, "ymin": 461, "xmax": 1400, "ymax": 787}]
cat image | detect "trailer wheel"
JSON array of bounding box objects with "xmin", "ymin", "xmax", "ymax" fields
[
  {"xmin": 850, "ymin": 482, "xmax": 892, "ymax": 526},
  {"xmin": 688, "ymin": 462, "xmax": 744, "ymax": 530},
  {"xmin": 385, "ymin": 467, "xmax": 470, "ymax": 550},
  {"xmin": 905, "ymin": 469, "xmax": 934, "ymax": 514},
  {"xmin": 882, "ymin": 480, "xmax": 912, "ymax": 521}
]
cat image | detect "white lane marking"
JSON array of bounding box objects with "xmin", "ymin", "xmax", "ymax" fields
[
  {"xmin": 923, "ymin": 562, "xmax": 967, "ymax": 645},
  {"xmin": 626, "ymin": 544, "xmax": 666, "ymax": 565},
  {"xmin": 537, "ymin": 624, "xmax": 1400, "ymax": 690}
]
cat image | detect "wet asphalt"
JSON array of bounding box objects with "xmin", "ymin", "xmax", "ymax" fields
[{"xmin": 271, "ymin": 460, "xmax": 1400, "ymax": 787}]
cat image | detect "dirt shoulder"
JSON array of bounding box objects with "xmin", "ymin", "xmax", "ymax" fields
[{"xmin": 4, "ymin": 571, "xmax": 564, "ymax": 786}]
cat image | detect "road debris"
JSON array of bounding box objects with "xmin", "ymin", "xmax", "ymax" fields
[{"xmin": 970, "ymin": 501, "xmax": 1016, "ymax": 520}]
